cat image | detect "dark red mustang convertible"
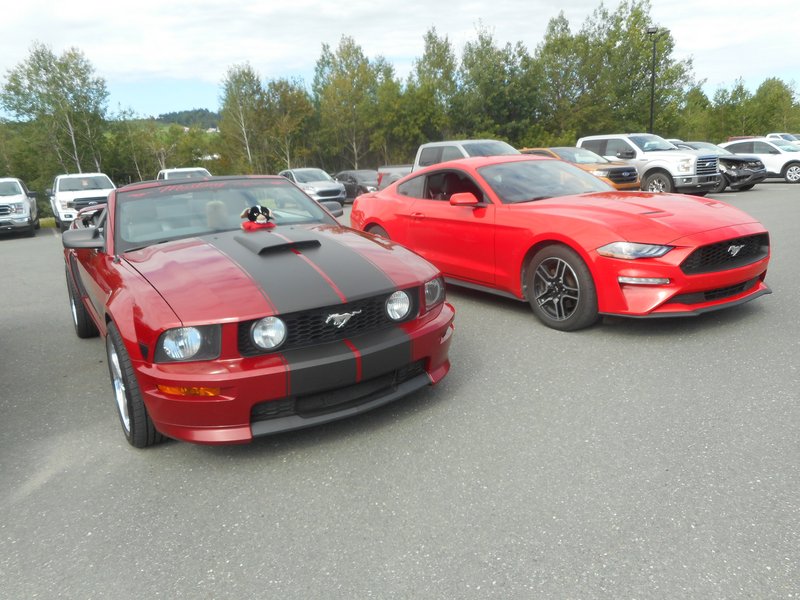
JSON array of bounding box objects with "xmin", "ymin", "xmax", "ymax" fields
[{"xmin": 63, "ymin": 176, "xmax": 454, "ymax": 447}]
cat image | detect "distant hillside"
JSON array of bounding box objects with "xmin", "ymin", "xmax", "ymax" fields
[{"xmin": 157, "ymin": 108, "xmax": 219, "ymax": 129}]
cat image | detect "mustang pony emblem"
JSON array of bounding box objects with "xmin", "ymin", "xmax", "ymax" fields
[
  {"xmin": 728, "ymin": 244, "xmax": 745, "ymax": 257},
  {"xmin": 325, "ymin": 310, "xmax": 362, "ymax": 328}
]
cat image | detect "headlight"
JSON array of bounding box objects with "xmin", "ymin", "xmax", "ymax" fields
[
  {"xmin": 589, "ymin": 169, "xmax": 610, "ymax": 177},
  {"xmin": 424, "ymin": 277, "xmax": 445, "ymax": 310},
  {"xmin": 386, "ymin": 290, "xmax": 412, "ymax": 321},
  {"xmin": 677, "ymin": 159, "xmax": 692, "ymax": 173},
  {"xmin": 301, "ymin": 185, "xmax": 318, "ymax": 194},
  {"xmin": 365, "ymin": 185, "xmax": 377, "ymax": 192},
  {"xmin": 251, "ymin": 316, "xmax": 287, "ymax": 350},
  {"xmin": 155, "ymin": 325, "xmax": 221, "ymax": 362},
  {"xmin": 9, "ymin": 202, "xmax": 26, "ymax": 214},
  {"xmin": 596, "ymin": 242, "xmax": 673, "ymax": 260}
]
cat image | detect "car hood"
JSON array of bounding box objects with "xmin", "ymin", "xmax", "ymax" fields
[
  {"xmin": 56, "ymin": 189, "xmax": 114, "ymax": 201},
  {"xmin": 525, "ymin": 191, "xmax": 763, "ymax": 244},
  {"xmin": 122, "ymin": 224, "xmax": 438, "ymax": 324},
  {"xmin": 300, "ymin": 180, "xmax": 343, "ymax": 189}
]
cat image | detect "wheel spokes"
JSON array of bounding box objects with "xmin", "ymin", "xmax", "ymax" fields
[{"xmin": 533, "ymin": 257, "xmax": 580, "ymax": 321}]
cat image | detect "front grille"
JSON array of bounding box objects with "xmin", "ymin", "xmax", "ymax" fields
[
  {"xmin": 671, "ymin": 277, "xmax": 760, "ymax": 305},
  {"xmin": 0, "ymin": 205, "xmax": 11, "ymax": 216},
  {"xmin": 695, "ymin": 155, "xmax": 719, "ymax": 176},
  {"xmin": 238, "ymin": 290, "xmax": 419, "ymax": 356},
  {"xmin": 680, "ymin": 233, "xmax": 769, "ymax": 275},
  {"xmin": 606, "ymin": 167, "xmax": 638, "ymax": 184},
  {"xmin": 251, "ymin": 360, "xmax": 426, "ymax": 421},
  {"xmin": 71, "ymin": 197, "xmax": 107, "ymax": 210},
  {"xmin": 316, "ymin": 189, "xmax": 343, "ymax": 199}
]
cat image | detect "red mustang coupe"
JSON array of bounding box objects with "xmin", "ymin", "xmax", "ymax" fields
[
  {"xmin": 62, "ymin": 176, "xmax": 454, "ymax": 447},
  {"xmin": 351, "ymin": 155, "xmax": 771, "ymax": 331}
]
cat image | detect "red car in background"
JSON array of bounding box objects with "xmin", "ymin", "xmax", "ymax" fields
[
  {"xmin": 351, "ymin": 155, "xmax": 771, "ymax": 331},
  {"xmin": 62, "ymin": 176, "xmax": 454, "ymax": 447}
]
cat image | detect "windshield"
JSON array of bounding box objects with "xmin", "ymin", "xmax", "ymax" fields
[
  {"xmin": 461, "ymin": 141, "xmax": 520, "ymax": 157},
  {"xmin": 772, "ymin": 140, "xmax": 800, "ymax": 152},
  {"xmin": 552, "ymin": 147, "xmax": 610, "ymax": 164},
  {"xmin": 628, "ymin": 135, "xmax": 677, "ymax": 152},
  {"xmin": 115, "ymin": 178, "xmax": 336, "ymax": 253},
  {"xmin": 687, "ymin": 142, "xmax": 729, "ymax": 155},
  {"xmin": 59, "ymin": 175, "xmax": 114, "ymax": 192},
  {"xmin": 478, "ymin": 159, "xmax": 612, "ymax": 204},
  {"xmin": 0, "ymin": 181, "xmax": 23, "ymax": 196},
  {"xmin": 294, "ymin": 169, "xmax": 332, "ymax": 183}
]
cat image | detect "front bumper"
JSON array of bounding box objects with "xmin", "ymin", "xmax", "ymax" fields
[
  {"xmin": 593, "ymin": 224, "xmax": 771, "ymax": 318},
  {"xmin": 132, "ymin": 302, "xmax": 455, "ymax": 444},
  {"xmin": 673, "ymin": 174, "xmax": 720, "ymax": 193},
  {"xmin": 0, "ymin": 217, "xmax": 33, "ymax": 232},
  {"xmin": 727, "ymin": 169, "xmax": 768, "ymax": 190}
]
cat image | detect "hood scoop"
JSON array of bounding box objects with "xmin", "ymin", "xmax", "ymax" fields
[{"xmin": 234, "ymin": 231, "xmax": 321, "ymax": 255}]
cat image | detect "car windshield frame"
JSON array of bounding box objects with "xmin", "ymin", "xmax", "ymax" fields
[
  {"xmin": 477, "ymin": 159, "xmax": 613, "ymax": 204},
  {"xmin": 114, "ymin": 178, "xmax": 337, "ymax": 253},
  {"xmin": 628, "ymin": 134, "xmax": 678, "ymax": 152},
  {"xmin": 0, "ymin": 180, "xmax": 23, "ymax": 196},
  {"xmin": 293, "ymin": 169, "xmax": 333, "ymax": 183},
  {"xmin": 59, "ymin": 175, "xmax": 115, "ymax": 192}
]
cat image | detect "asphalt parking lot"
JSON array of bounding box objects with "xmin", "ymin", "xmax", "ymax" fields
[{"xmin": 2, "ymin": 183, "xmax": 798, "ymax": 599}]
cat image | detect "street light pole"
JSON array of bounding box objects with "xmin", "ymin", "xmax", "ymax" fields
[{"xmin": 647, "ymin": 26, "xmax": 658, "ymax": 134}]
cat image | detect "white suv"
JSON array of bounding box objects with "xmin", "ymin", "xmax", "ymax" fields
[
  {"xmin": 719, "ymin": 138, "xmax": 800, "ymax": 183},
  {"xmin": 48, "ymin": 173, "xmax": 116, "ymax": 232}
]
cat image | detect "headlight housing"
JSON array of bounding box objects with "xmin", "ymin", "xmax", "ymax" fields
[
  {"xmin": 589, "ymin": 169, "xmax": 610, "ymax": 178},
  {"xmin": 677, "ymin": 159, "xmax": 693, "ymax": 174},
  {"xmin": 155, "ymin": 325, "xmax": 221, "ymax": 362},
  {"xmin": 596, "ymin": 242, "xmax": 673, "ymax": 260},
  {"xmin": 386, "ymin": 290, "xmax": 412, "ymax": 321},
  {"xmin": 424, "ymin": 277, "xmax": 446, "ymax": 311},
  {"xmin": 251, "ymin": 316, "xmax": 287, "ymax": 350}
]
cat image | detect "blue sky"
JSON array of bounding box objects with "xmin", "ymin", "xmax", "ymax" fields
[{"xmin": 2, "ymin": 0, "xmax": 799, "ymax": 118}]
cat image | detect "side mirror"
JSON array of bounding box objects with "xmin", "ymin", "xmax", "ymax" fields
[
  {"xmin": 46, "ymin": 188, "xmax": 53, "ymax": 196},
  {"xmin": 62, "ymin": 227, "xmax": 104, "ymax": 249},
  {"xmin": 617, "ymin": 149, "xmax": 636, "ymax": 159},
  {"xmin": 449, "ymin": 192, "xmax": 480, "ymax": 207},
  {"xmin": 320, "ymin": 201, "xmax": 344, "ymax": 217}
]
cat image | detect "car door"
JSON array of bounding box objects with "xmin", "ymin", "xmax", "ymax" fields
[
  {"xmin": 751, "ymin": 141, "xmax": 784, "ymax": 175},
  {"xmin": 402, "ymin": 168, "xmax": 496, "ymax": 286},
  {"xmin": 68, "ymin": 210, "xmax": 117, "ymax": 327}
]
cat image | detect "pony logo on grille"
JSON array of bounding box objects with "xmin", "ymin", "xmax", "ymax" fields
[
  {"xmin": 325, "ymin": 310, "xmax": 362, "ymax": 328},
  {"xmin": 727, "ymin": 244, "xmax": 745, "ymax": 257}
]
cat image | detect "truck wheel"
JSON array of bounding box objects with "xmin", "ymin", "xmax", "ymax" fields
[
  {"xmin": 525, "ymin": 245, "xmax": 599, "ymax": 331},
  {"xmin": 642, "ymin": 171, "xmax": 674, "ymax": 193},
  {"xmin": 106, "ymin": 322, "xmax": 165, "ymax": 448},
  {"xmin": 65, "ymin": 267, "xmax": 99, "ymax": 338},
  {"xmin": 782, "ymin": 163, "xmax": 800, "ymax": 183}
]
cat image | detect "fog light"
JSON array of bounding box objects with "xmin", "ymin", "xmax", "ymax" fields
[
  {"xmin": 618, "ymin": 276, "xmax": 670, "ymax": 285},
  {"xmin": 157, "ymin": 385, "xmax": 221, "ymax": 397}
]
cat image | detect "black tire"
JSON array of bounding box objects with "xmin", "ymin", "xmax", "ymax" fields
[
  {"xmin": 782, "ymin": 162, "xmax": 800, "ymax": 183},
  {"xmin": 65, "ymin": 267, "xmax": 99, "ymax": 338},
  {"xmin": 106, "ymin": 322, "xmax": 165, "ymax": 448},
  {"xmin": 526, "ymin": 245, "xmax": 599, "ymax": 331},
  {"xmin": 738, "ymin": 184, "xmax": 755, "ymax": 191},
  {"xmin": 710, "ymin": 175, "xmax": 727, "ymax": 194},
  {"xmin": 642, "ymin": 171, "xmax": 674, "ymax": 193},
  {"xmin": 367, "ymin": 225, "xmax": 389, "ymax": 239}
]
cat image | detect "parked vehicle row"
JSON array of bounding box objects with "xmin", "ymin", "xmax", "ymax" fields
[{"xmin": 0, "ymin": 177, "xmax": 39, "ymax": 236}]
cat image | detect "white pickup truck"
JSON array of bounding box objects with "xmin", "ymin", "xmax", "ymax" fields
[
  {"xmin": 48, "ymin": 173, "xmax": 116, "ymax": 232},
  {"xmin": 576, "ymin": 133, "xmax": 720, "ymax": 194}
]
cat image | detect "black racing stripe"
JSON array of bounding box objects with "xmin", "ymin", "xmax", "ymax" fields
[
  {"xmin": 289, "ymin": 227, "xmax": 398, "ymax": 301},
  {"xmin": 204, "ymin": 230, "xmax": 343, "ymax": 313},
  {"xmin": 357, "ymin": 327, "xmax": 413, "ymax": 381},
  {"xmin": 281, "ymin": 326, "xmax": 413, "ymax": 397}
]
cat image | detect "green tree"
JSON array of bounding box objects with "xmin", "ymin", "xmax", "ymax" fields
[
  {"xmin": 264, "ymin": 78, "xmax": 313, "ymax": 170},
  {"xmin": 748, "ymin": 78, "xmax": 798, "ymax": 134},
  {"xmin": 1, "ymin": 42, "xmax": 109, "ymax": 172},
  {"xmin": 218, "ymin": 63, "xmax": 267, "ymax": 173}
]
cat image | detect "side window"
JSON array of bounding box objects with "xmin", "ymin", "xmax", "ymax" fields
[
  {"xmin": 606, "ymin": 139, "xmax": 633, "ymax": 157},
  {"xmin": 440, "ymin": 146, "xmax": 464, "ymax": 162},
  {"xmin": 753, "ymin": 142, "xmax": 777, "ymax": 154},
  {"xmin": 729, "ymin": 142, "xmax": 752, "ymax": 153},
  {"xmin": 396, "ymin": 175, "xmax": 425, "ymax": 199},
  {"xmin": 580, "ymin": 140, "xmax": 605, "ymax": 155},
  {"xmin": 423, "ymin": 170, "xmax": 486, "ymax": 202},
  {"xmin": 418, "ymin": 147, "xmax": 443, "ymax": 168}
]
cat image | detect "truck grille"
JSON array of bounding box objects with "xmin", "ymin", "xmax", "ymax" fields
[
  {"xmin": 695, "ymin": 155, "xmax": 719, "ymax": 176},
  {"xmin": 0, "ymin": 205, "xmax": 11, "ymax": 216},
  {"xmin": 680, "ymin": 233, "xmax": 769, "ymax": 275},
  {"xmin": 238, "ymin": 290, "xmax": 420, "ymax": 356},
  {"xmin": 606, "ymin": 167, "xmax": 638, "ymax": 184}
]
